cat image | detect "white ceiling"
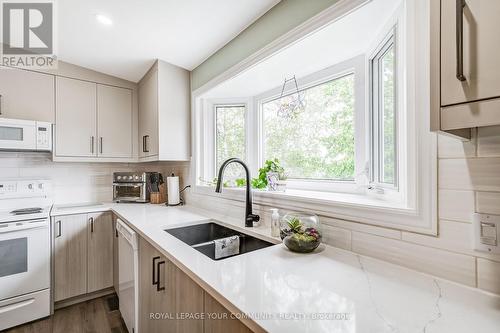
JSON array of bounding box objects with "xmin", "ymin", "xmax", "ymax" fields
[
  {"xmin": 204, "ymin": 0, "xmax": 401, "ymax": 98},
  {"xmin": 57, "ymin": 0, "xmax": 280, "ymax": 82}
]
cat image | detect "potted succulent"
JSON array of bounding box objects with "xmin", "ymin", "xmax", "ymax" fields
[{"xmin": 280, "ymin": 212, "xmax": 322, "ymax": 253}]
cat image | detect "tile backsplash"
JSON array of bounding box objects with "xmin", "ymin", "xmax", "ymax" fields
[
  {"xmin": 2, "ymin": 127, "xmax": 499, "ymax": 297},
  {"xmin": 187, "ymin": 127, "xmax": 500, "ymax": 296},
  {"xmin": 0, "ymin": 152, "xmax": 190, "ymax": 204}
]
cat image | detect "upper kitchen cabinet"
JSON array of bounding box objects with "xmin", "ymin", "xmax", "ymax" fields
[
  {"xmin": 55, "ymin": 76, "xmax": 133, "ymax": 160},
  {"xmin": 97, "ymin": 85, "xmax": 133, "ymax": 158},
  {"xmin": 55, "ymin": 77, "xmax": 97, "ymax": 157},
  {"xmin": 0, "ymin": 67, "xmax": 55, "ymax": 122},
  {"xmin": 138, "ymin": 68, "xmax": 159, "ymax": 158},
  {"xmin": 138, "ymin": 60, "xmax": 190, "ymax": 161},
  {"xmin": 432, "ymin": 0, "xmax": 500, "ymax": 135}
]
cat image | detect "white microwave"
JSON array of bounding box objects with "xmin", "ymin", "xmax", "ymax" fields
[{"xmin": 0, "ymin": 118, "xmax": 52, "ymax": 152}]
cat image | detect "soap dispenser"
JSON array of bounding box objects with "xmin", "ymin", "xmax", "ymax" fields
[{"xmin": 270, "ymin": 208, "xmax": 280, "ymax": 237}]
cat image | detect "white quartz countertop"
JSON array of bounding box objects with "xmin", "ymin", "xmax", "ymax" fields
[{"xmin": 52, "ymin": 203, "xmax": 500, "ymax": 333}]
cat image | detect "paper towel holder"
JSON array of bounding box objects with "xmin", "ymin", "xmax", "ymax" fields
[{"xmin": 165, "ymin": 184, "xmax": 191, "ymax": 207}]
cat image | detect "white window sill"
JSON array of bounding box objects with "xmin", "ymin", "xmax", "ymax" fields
[{"xmin": 193, "ymin": 185, "xmax": 435, "ymax": 235}]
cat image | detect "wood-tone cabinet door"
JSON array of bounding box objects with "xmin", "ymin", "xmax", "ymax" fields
[
  {"xmin": 55, "ymin": 77, "xmax": 97, "ymax": 157},
  {"xmin": 204, "ymin": 293, "xmax": 252, "ymax": 333},
  {"xmin": 87, "ymin": 212, "xmax": 114, "ymax": 293},
  {"xmin": 0, "ymin": 67, "xmax": 55, "ymax": 122},
  {"xmin": 139, "ymin": 238, "xmax": 182, "ymax": 333},
  {"xmin": 54, "ymin": 214, "xmax": 88, "ymax": 302},
  {"xmin": 139, "ymin": 237, "xmax": 168, "ymax": 333},
  {"xmin": 97, "ymin": 84, "xmax": 133, "ymax": 158},
  {"xmin": 138, "ymin": 69, "xmax": 158, "ymax": 158},
  {"xmin": 172, "ymin": 264, "xmax": 204, "ymax": 333},
  {"xmin": 441, "ymin": 0, "xmax": 500, "ymax": 106}
]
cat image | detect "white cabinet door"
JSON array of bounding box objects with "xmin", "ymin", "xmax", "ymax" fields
[
  {"xmin": 97, "ymin": 84, "xmax": 133, "ymax": 158},
  {"xmin": 0, "ymin": 67, "xmax": 55, "ymax": 122},
  {"xmin": 441, "ymin": 0, "xmax": 500, "ymax": 106},
  {"xmin": 138, "ymin": 69, "xmax": 158, "ymax": 158},
  {"xmin": 55, "ymin": 77, "xmax": 97, "ymax": 157}
]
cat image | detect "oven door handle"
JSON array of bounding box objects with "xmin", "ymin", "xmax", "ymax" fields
[
  {"xmin": 0, "ymin": 298, "xmax": 35, "ymax": 315},
  {"xmin": 0, "ymin": 220, "xmax": 48, "ymax": 234}
]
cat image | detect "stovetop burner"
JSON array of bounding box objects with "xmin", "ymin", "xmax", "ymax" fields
[{"xmin": 10, "ymin": 207, "xmax": 44, "ymax": 215}]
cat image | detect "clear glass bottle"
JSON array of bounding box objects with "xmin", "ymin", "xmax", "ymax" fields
[{"xmin": 270, "ymin": 208, "xmax": 280, "ymax": 237}]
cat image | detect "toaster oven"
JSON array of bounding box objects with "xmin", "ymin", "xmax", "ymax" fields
[{"xmin": 113, "ymin": 172, "xmax": 152, "ymax": 203}]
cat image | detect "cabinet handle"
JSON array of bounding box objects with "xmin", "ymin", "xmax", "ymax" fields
[
  {"xmin": 0, "ymin": 94, "xmax": 2, "ymax": 115},
  {"xmin": 90, "ymin": 217, "xmax": 94, "ymax": 233},
  {"xmin": 91, "ymin": 136, "xmax": 94, "ymax": 154},
  {"xmin": 156, "ymin": 260, "xmax": 165, "ymax": 292},
  {"xmin": 55, "ymin": 220, "xmax": 61, "ymax": 238},
  {"xmin": 144, "ymin": 135, "xmax": 150, "ymax": 153},
  {"xmin": 99, "ymin": 137, "xmax": 103, "ymax": 154},
  {"xmin": 456, "ymin": 0, "xmax": 466, "ymax": 81},
  {"xmin": 152, "ymin": 256, "xmax": 160, "ymax": 286},
  {"xmin": 142, "ymin": 136, "xmax": 145, "ymax": 152}
]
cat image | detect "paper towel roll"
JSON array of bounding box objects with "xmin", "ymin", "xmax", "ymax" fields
[{"xmin": 167, "ymin": 176, "xmax": 180, "ymax": 205}]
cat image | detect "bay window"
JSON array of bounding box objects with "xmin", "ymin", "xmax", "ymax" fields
[{"xmin": 193, "ymin": 0, "xmax": 437, "ymax": 234}]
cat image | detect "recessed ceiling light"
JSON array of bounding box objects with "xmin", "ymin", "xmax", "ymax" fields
[{"xmin": 96, "ymin": 14, "xmax": 113, "ymax": 26}]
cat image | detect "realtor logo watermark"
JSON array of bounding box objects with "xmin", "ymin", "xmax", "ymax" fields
[{"xmin": 1, "ymin": 0, "xmax": 57, "ymax": 69}]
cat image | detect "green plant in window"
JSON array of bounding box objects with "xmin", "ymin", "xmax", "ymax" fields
[{"xmin": 247, "ymin": 159, "xmax": 287, "ymax": 189}]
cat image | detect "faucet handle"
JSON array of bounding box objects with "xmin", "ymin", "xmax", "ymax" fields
[{"xmin": 246, "ymin": 214, "xmax": 260, "ymax": 227}]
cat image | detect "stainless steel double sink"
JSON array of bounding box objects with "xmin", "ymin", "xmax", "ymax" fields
[{"xmin": 165, "ymin": 222, "xmax": 275, "ymax": 260}]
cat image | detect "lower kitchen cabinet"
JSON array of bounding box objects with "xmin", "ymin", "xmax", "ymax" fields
[
  {"xmin": 139, "ymin": 236, "xmax": 204, "ymax": 333},
  {"xmin": 53, "ymin": 212, "xmax": 114, "ymax": 302},
  {"xmin": 54, "ymin": 214, "xmax": 88, "ymax": 302},
  {"xmin": 204, "ymin": 293, "xmax": 252, "ymax": 333},
  {"xmin": 87, "ymin": 212, "xmax": 114, "ymax": 293},
  {"xmin": 138, "ymin": 236, "xmax": 253, "ymax": 333}
]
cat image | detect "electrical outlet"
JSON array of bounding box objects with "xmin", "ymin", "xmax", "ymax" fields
[{"xmin": 473, "ymin": 213, "xmax": 500, "ymax": 254}]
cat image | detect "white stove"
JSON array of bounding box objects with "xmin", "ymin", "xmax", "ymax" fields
[{"xmin": 0, "ymin": 179, "xmax": 52, "ymax": 331}]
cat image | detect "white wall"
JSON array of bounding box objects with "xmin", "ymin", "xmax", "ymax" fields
[
  {"xmin": 187, "ymin": 128, "xmax": 500, "ymax": 296},
  {"xmin": 0, "ymin": 152, "xmax": 190, "ymax": 204}
]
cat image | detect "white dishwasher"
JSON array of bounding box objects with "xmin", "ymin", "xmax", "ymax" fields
[{"xmin": 116, "ymin": 219, "xmax": 139, "ymax": 333}]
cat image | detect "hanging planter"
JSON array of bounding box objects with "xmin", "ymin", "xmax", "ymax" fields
[{"xmin": 277, "ymin": 75, "xmax": 306, "ymax": 119}]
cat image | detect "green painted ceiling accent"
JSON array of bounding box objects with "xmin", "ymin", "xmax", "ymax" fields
[{"xmin": 191, "ymin": 0, "xmax": 340, "ymax": 91}]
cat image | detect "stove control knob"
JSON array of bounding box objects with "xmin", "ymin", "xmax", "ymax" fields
[
  {"xmin": 28, "ymin": 183, "xmax": 34, "ymax": 190},
  {"xmin": 117, "ymin": 176, "xmax": 121, "ymax": 180},
  {"xmin": 38, "ymin": 183, "xmax": 44, "ymax": 190},
  {"xmin": 134, "ymin": 175, "xmax": 140, "ymax": 180},
  {"xmin": 129, "ymin": 176, "xmax": 133, "ymax": 180}
]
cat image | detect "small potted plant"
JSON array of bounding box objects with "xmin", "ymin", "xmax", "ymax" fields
[
  {"xmin": 253, "ymin": 159, "xmax": 287, "ymax": 192},
  {"xmin": 280, "ymin": 212, "xmax": 322, "ymax": 253}
]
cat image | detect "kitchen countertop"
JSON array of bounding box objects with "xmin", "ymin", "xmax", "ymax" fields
[{"xmin": 51, "ymin": 203, "xmax": 500, "ymax": 333}]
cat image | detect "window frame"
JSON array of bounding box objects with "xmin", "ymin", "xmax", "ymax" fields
[
  {"xmin": 191, "ymin": 0, "xmax": 438, "ymax": 235},
  {"xmin": 255, "ymin": 56, "xmax": 367, "ymax": 194},
  {"xmin": 369, "ymin": 28, "xmax": 399, "ymax": 191},
  {"xmin": 200, "ymin": 98, "xmax": 252, "ymax": 182},
  {"xmin": 214, "ymin": 103, "xmax": 248, "ymax": 176}
]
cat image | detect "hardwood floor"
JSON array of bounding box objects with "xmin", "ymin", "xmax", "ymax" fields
[{"xmin": 2, "ymin": 294, "xmax": 128, "ymax": 333}]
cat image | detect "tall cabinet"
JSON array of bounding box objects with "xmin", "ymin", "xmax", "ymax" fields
[
  {"xmin": 432, "ymin": 0, "xmax": 500, "ymax": 135},
  {"xmin": 138, "ymin": 60, "xmax": 191, "ymax": 161}
]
